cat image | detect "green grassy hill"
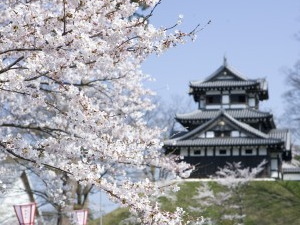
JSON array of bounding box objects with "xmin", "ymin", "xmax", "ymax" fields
[{"xmin": 89, "ymin": 180, "xmax": 300, "ymax": 225}]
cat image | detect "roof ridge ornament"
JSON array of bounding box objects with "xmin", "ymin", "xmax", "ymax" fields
[{"xmin": 223, "ymin": 55, "xmax": 228, "ymax": 67}]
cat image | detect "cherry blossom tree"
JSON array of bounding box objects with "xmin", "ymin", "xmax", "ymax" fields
[
  {"xmin": 192, "ymin": 160, "xmax": 267, "ymax": 225},
  {"xmin": 0, "ymin": 0, "xmax": 197, "ymax": 224}
]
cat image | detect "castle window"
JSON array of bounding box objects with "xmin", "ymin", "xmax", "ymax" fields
[
  {"xmin": 206, "ymin": 95, "xmax": 221, "ymax": 104},
  {"xmin": 230, "ymin": 94, "xmax": 246, "ymax": 104},
  {"xmin": 194, "ymin": 150, "xmax": 201, "ymax": 155},
  {"xmin": 245, "ymin": 149, "xmax": 253, "ymax": 154},
  {"xmin": 242, "ymin": 149, "xmax": 256, "ymax": 156},
  {"xmin": 190, "ymin": 147, "xmax": 203, "ymax": 156},
  {"xmin": 219, "ymin": 149, "xmax": 227, "ymax": 155}
]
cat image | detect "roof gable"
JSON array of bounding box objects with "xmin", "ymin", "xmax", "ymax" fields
[
  {"xmin": 202, "ymin": 59, "xmax": 248, "ymax": 83},
  {"xmin": 193, "ymin": 122, "xmax": 249, "ymax": 139},
  {"xmin": 170, "ymin": 111, "xmax": 269, "ymax": 142},
  {"xmin": 204, "ymin": 66, "xmax": 247, "ymax": 82}
]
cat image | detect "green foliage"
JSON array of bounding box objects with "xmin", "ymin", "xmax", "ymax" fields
[
  {"xmin": 293, "ymin": 154, "xmax": 300, "ymax": 162},
  {"xmin": 243, "ymin": 181, "xmax": 300, "ymax": 225},
  {"xmin": 90, "ymin": 181, "xmax": 300, "ymax": 225}
]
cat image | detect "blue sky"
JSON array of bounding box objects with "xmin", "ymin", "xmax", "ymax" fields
[{"xmin": 142, "ymin": 0, "xmax": 300, "ymax": 122}]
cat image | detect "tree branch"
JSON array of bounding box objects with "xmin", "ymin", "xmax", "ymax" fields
[
  {"xmin": 0, "ymin": 143, "xmax": 72, "ymax": 175},
  {"xmin": 0, "ymin": 48, "xmax": 42, "ymax": 55},
  {"xmin": 115, "ymin": 36, "xmax": 141, "ymax": 50},
  {"xmin": 26, "ymin": 70, "xmax": 128, "ymax": 87},
  {"xmin": 1, "ymin": 123, "xmax": 69, "ymax": 137},
  {"xmin": 126, "ymin": 0, "xmax": 161, "ymax": 29},
  {"xmin": 0, "ymin": 56, "xmax": 24, "ymax": 74},
  {"xmin": 0, "ymin": 87, "xmax": 29, "ymax": 95},
  {"xmin": 62, "ymin": 0, "xmax": 67, "ymax": 35}
]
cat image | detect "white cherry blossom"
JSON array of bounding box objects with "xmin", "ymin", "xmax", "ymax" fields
[{"xmin": 0, "ymin": 0, "xmax": 197, "ymax": 224}]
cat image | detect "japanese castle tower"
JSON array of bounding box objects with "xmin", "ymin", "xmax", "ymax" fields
[{"xmin": 164, "ymin": 59, "xmax": 291, "ymax": 178}]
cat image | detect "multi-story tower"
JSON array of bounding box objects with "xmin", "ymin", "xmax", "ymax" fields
[{"xmin": 164, "ymin": 60, "xmax": 291, "ymax": 178}]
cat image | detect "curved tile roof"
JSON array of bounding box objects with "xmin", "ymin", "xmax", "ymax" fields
[
  {"xmin": 164, "ymin": 111, "xmax": 290, "ymax": 149},
  {"xmin": 172, "ymin": 110, "xmax": 269, "ymax": 141},
  {"xmin": 189, "ymin": 63, "xmax": 267, "ymax": 91},
  {"xmin": 190, "ymin": 80, "xmax": 261, "ymax": 89},
  {"xmin": 268, "ymin": 129, "xmax": 289, "ymax": 140},
  {"xmin": 268, "ymin": 129, "xmax": 291, "ymax": 150},
  {"xmin": 164, "ymin": 137, "xmax": 283, "ymax": 147},
  {"xmin": 176, "ymin": 109, "xmax": 272, "ymax": 121}
]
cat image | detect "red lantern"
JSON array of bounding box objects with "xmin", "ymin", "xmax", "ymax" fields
[
  {"xmin": 13, "ymin": 202, "xmax": 36, "ymax": 225},
  {"xmin": 74, "ymin": 209, "xmax": 88, "ymax": 225}
]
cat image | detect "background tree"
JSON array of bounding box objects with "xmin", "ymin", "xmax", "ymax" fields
[
  {"xmin": 144, "ymin": 95, "xmax": 195, "ymax": 138},
  {"xmin": 283, "ymin": 60, "xmax": 300, "ymax": 140},
  {"xmin": 0, "ymin": 0, "xmax": 198, "ymax": 224},
  {"xmin": 142, "ymin": 95, "xmax": 194, "ymax": 181}
]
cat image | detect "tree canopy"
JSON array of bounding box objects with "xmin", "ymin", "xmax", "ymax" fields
[{"xmin": 0, "ymin": 0, "xmax": 196, "ymax": 224}]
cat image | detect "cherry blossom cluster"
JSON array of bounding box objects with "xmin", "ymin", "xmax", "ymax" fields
[{"xmin": 0, "ymin": 0, "xmax": 197, "ymax": 223}]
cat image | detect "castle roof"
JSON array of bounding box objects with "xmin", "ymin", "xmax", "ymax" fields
[
  {"xmin": 189, "ymin": 62, "xmax": 268, "ymax": 99},
  {"xmin": 164, "ymin": 111, "xmax": 288, "ymax": 149},
  {"xmin": 164, "ymin": 137, "xmax": 284, "ymax": 148},
  {"xmin": 190, "ymin": 80, "xmax": 266, "ymax": 90},
  {"xmin": 176, "ymin": 108, "xmax": 273, "ymax": 121}
]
